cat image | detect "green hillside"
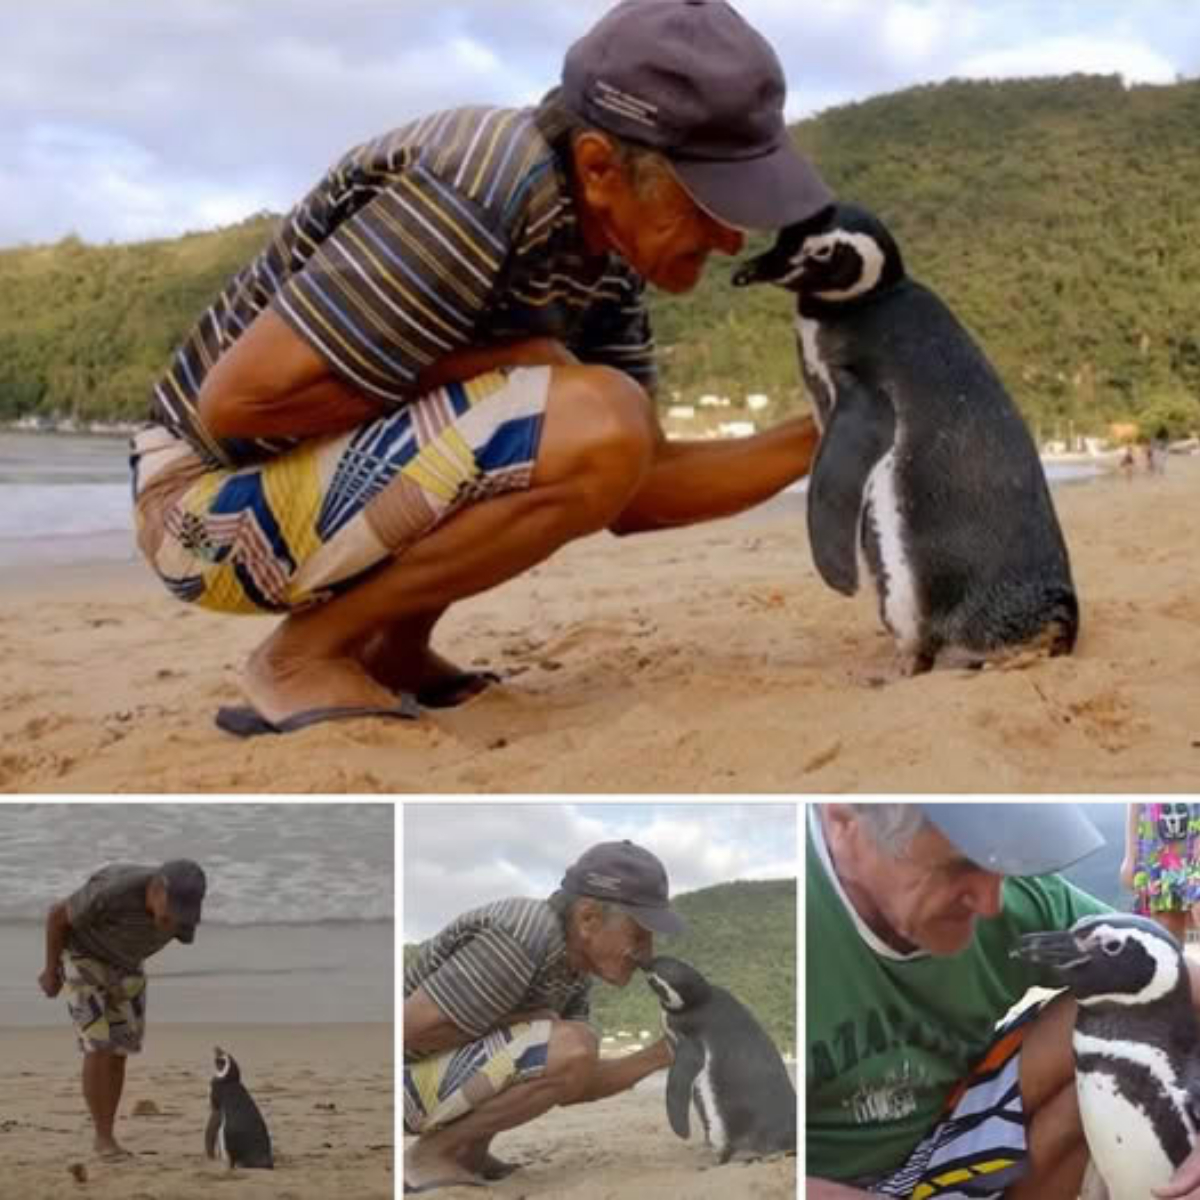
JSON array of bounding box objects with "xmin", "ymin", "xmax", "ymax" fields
[
  {"xmin": 4, "ymin": 74, "xmax": 1199, "ymax": 438},
  {"xmin": 403, "ymin": 878, "xmax": 796, "ymax": 1052}
]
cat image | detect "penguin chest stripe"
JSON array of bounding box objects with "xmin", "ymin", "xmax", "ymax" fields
[
  {"xmin": 1074, "ymin": 1033, "xmax": 1190, "ymax": 1112},
  {"xmin": 694, "ymin": 1060, "xmax": 727, "ymax": 1154},
  {"xmin": 862, "ymin": 450, "xmax": 920, "ymax": 647}
]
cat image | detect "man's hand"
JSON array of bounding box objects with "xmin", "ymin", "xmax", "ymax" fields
[
  {"xmin": 38, "ymin": 964, "xmax": 64, "ymax": 998},
  {"xmin": 1156, "ymin": 1140, "xmax": 1200, "ymax": 1198}
]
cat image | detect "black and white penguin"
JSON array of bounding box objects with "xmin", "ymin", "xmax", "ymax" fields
[
  {"xmin": 204, "ymin": 1045, "xmax": 274, "ymax": 1169},
  {"xmin": 732, "ymin": 203, "xmax": 1078, "ymax": 674},
  {"xmin": 643, "ymin": 955, "xmax": 796, "ymax": 1163},
  {"xmin": 1016, "ymin": 914, "xmax": 1200, "ymax": 1199}
]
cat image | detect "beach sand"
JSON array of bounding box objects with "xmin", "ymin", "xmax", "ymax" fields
[
  {"xmin": 0, "ymin": 1023, "xmax": 393, "ymax": 1200},
  {"xmin": 403, "ymin": 1083, "xmax": 796, "ymax": 1200},
  {"xmin": 1, "ymin": 457, "xmax": 1197, "ymax": 793}
]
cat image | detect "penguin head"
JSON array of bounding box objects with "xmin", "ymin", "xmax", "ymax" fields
[
  {"xmin": 1014, "ymin": 914, "xmax": 1189, "ymax": 1009},
  {"xmin": 732, "ymin": 202, "xmax": 905, "ymax": 305},
  {"xmin": 643, "ymin": 955, "xmax": 711, "ymax": 1012},
  {"xmin": 212, "ymin": 1045, "xmax": 243, "ymax": 1083}
]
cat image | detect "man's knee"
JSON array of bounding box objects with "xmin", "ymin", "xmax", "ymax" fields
[
  {"xmin": 544, "ymin": 1020, "xmax": 599, "ymax": 1105},
  {"xmin": 538, "ymin": 365, "xmax": 655, "ymax": 528}
]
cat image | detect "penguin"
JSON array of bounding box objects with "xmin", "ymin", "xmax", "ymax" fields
[
  {"xmin": 204, "ymin": 1045, "xmax": 274, "ymax": 1169},
  {"xmin": 1015, "ymin": 914, "xmax": 1200, "ymax": 1200},
  {"xmin": 643, "ymin": 955, "xmax": 796, "ymax": 1163},
  {"xmin": 732, "ymin": 203, "xmax": 1078, "ymax": 674}
]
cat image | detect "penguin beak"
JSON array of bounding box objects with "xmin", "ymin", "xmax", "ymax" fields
[{"xmin": 1013, "ymin": 930, "xmax": 1093, "ymax": 974}]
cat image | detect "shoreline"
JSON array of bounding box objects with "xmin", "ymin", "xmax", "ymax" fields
[{"xmin": 2, "ymin": 456, "xmax": 1198, "ymax": 793}]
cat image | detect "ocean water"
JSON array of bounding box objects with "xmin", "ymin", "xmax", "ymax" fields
[
  {"xmin": 0, "ymin": 430, "xmax": 1106, "ymax": 569},
  {"xmin": 0, "ymin": 803, "xmax": 394, "ymax": 1026}
]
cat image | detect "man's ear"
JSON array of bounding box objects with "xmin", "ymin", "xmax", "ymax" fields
[{"xmin": 571, "ymin": 132, "xmax": 627, "ymax": 211}]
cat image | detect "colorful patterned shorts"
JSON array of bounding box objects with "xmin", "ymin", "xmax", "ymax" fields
[
  {"xmin": 131, "ymin": 366, "xmax": 550, "ymax": 614},
  {"xmin": 403, "ymin": 1019, "xmax": 552, "ymax": 1135},
  {"xmin": 64, "ymin": 954, "xmax": 147, "ymax": 1055},
  {"xmin": 864, "ymin": 1000, "xmax": 1048, "ymax": 1199}
]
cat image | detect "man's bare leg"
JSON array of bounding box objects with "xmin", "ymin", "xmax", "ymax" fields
[
  {"xmin": 243, "ymin": 367, "xmax": 654, "ymax": 725},
  {"xmin": 404, "ymin": 1022, "xmax": 598, "ymax": 1191},
  {"xmin": 242, "ymin": 364, "xmax": 652, "ymax": 720},
  {"xmin": 83, "ymin": 1049, "xmax": 130, "ymax": 1159},
  {"xmin": 1008, "ymin": 994, "xmax": 1089, "ymax": 1200}
]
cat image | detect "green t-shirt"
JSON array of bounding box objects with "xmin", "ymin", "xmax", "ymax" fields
[{"xmin": 806, "ymin": 811, "xmax": 1112, "ymax": 1182}]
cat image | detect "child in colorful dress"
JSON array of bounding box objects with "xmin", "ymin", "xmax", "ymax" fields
[{"xmin": 1120, "ymin": 802, "xmax": 1200, "ymax": 942}]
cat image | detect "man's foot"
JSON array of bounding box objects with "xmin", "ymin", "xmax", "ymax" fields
[
  {"xmin": 244, "ymin": 625, "xmax": 401, "ymax": 727},
  {"xmin": 93, "ymin": 1136, "xmax": 132, "ymax": 1161},
  {"xmin": 403, "ymin": 1144, "xmax": 484, "ymax": 1193},
  {"xmin": 359, "ymin": 630, "xmax": 498, "ymax": 708},
  {"xmin": 480, "ymin": 1153, "xmax": 522, "ymax": 1181}
]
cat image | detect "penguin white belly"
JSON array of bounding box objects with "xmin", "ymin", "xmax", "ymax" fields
[
  {"xmin": 693, "ymin": 1058, "xmax": 727, "ymax": 1157},
  {"xmin": 216, "ymin": 1117, "xmax": 228, "ymax": 1165},
  {"xmin": 1078, "ymin": 1073, "xmax": 1177, "ymax": 1200},
  {"xmin": 861, "ymin": 449, "xmax": 921, "ymax": 651}
]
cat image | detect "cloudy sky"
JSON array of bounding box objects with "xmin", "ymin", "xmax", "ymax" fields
[
  {"xmin": 3, "ymin": 2, "xmax": 1196, "ymax": 249},
  {"xmin": 402, "ymin": 802, "xmax": 795, "ymax": 941}
]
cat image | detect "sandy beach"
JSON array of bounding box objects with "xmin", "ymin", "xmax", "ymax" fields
[
  {"xmin": 1, "ymin": 457, "xmax": 1197, "ymax": 793},
  {"xmin": 0, "ymin": 1023, "xmax": 393, "ymax": 1200},
  {"xmin": 403, "ymin": 1080, "xmax": 796, "ymax": 1200}
]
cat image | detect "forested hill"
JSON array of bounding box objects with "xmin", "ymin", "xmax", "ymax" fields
[
  {"xmin": 3, "ymin": 74, "xmax": 1199, "ymax": 437},
  {"xmin": 403, "ymin": 878, "xmax": 797, "ymax": 1052}
]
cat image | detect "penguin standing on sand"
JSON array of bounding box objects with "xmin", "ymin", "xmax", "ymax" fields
[
  {"xmin": 1015, "ymin": 914, "xmax": 1200, "ymax": 1200},
  {"xmin": 643, "ymin": 956, "xmax": 796, "ymax": 1163},
  {"xmin": 733, "ymin": 203, "xmax": 1078, "ymax": 674},
  {"xmin": 204, "ymin": 1046, "xmax": 274, "ymax": 1169}
]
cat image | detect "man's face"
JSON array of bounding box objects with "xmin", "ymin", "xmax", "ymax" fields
[
  {"xmin": 829, "ymin": 809, "xmax": 1005, "ymax": 956},
  {"xmin": 146, "ymin": 878, "xmax": 179, "ymax": 935},
  {"xmin": 579, "ymin": 906, "xmax": 653, "ymax": 986},
  {"xmin": 573, "ymin": 135, "xmax": 745, "ymax": 294}
]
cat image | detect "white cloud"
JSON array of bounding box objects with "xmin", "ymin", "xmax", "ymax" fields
[
  {"xmin": 0, "ymin": 1, "xmax": 1196, "ymax": 245},
  {"xmin": 959, "ymin": 36, "xmax": 1178, "ymax": 85},
  {"xmin": 402, "ymin": 802, "xmax": 796, "ymax": 941}
]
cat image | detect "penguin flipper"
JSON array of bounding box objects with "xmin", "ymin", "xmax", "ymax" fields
[
  {"xmin": 666, "ymin": 1038, "xmax": 704, "ymax": 1140},
  {"xmin": 807, "ymin": 371, "xmax": 895, "ymax": 595}
]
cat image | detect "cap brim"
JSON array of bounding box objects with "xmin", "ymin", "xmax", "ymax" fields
[
  {"xmin": 174, "ymin": 924, "xmax": 197, "ymax": 944},
  {"xmin": 672, "ymin": 141, "xmax": 834, "ymax": 232},
  {"xmin": 616, "ymin": 903, "xmax": 687, "ymax": 936},
  {"xmin": 919, "ymin": 803, "xmax": 1105, "ymax": 876}
]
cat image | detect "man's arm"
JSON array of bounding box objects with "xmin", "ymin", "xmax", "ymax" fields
[
  {"xmin": 609, "ymin": 413, "xmax": 819, "ymax": 534},
  {"xmin": 39, "ymin": 901, "xmax": 70, "ymax": 997},
  {"xmin": 197, "ymin": 307, "xmax": 577, "ymax": 443},
  {"xmin": 564, "ymin": 1036, "xmax": 672, "ymax": 1104}
]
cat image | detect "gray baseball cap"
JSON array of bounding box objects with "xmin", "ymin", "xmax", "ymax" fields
[
  {"xmin": 562, "ymin": 840, "xmax": 686, "ymax": 935},
  {"xmin": 160, "ymin": 859, "xmax": 206, "ymax": 942},
  {"xmin": 918, "ymin": 804, "xmax": 1104, "ymax": 876},
  {"xmin": 560, "ymin": 0, "xmax": 833, "ymax": 231}
]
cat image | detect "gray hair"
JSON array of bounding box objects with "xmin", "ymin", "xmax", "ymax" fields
[
  {"xmin": 849, "ymin": 804, "xmax": 932, "ymax": 857},
  {"xmin": 538, "ymin": 95, "xmax": 675, "ymax": 201},
  {"xmin": 548, "ymin": 888, "xmax": 629, "ymax": 927}
]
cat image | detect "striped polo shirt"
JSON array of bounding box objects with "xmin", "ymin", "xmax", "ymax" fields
[
  {"xmin": 151, "ymin": 99, "xmax": 656, "ymax": 467},
  {"xmin": 65, "ymin": 863, "xmax": 178, "ymax": 974},
  {"xmin": 404, "ymin": 897, "xmax": 591, "ymax": 1050}
]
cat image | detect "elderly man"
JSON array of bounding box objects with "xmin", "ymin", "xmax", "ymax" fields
[
  {"xmin": 130, "ymin": 0, "xmax": 832, "ymax": 736},
  {"xmin": 403, "ymin": 840, "xmax": 683, "ymax": 1193},
  {"xmin": 807, "ymin": 803, "xmax": 1200, "ymax": 1200},
  {"xmin": 38, "ymin": 858, "xmax": 207, "ymax": 1159}
]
